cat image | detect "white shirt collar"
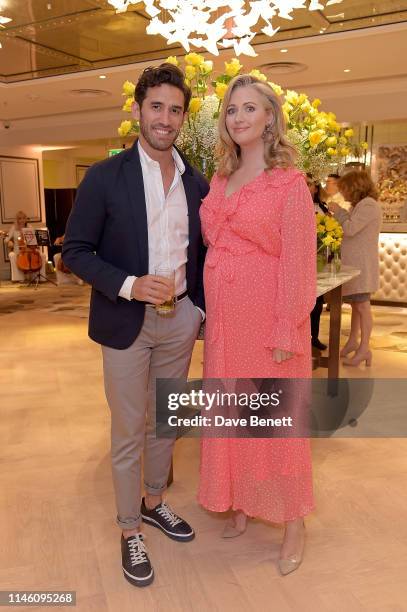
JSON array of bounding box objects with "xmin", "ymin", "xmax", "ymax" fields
[{"xmin": 137, "ymin": 140, "xmax": 185, "ymax": 175}]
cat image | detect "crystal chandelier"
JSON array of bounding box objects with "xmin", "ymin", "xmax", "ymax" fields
[{"xmin": 107, "ymin": 0, "xmax": 343, "ymax": 57}]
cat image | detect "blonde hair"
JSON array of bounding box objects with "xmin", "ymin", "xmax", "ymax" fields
[
  {"xmin": 16, "ymin": 210, "xmax": 28, "ymax": 223},
  {"xmin": 216, "ymin": 74, "xmax": 297, "ymax": 177},
  {"xmin": 338, "ymin": 170, "xmax": 378, "ymax": 206}
]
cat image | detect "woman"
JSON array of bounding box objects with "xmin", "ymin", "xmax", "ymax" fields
[
  {"xmin": 198, "ymin": 75, "xmax": 316, "ymax": 575},
  {"xmin": 328, "ymin": 170, "xmax": 381, "ymax": 366},
  {"xmin": 5, "ymin": 211, "xmax": 31, "ymax": 282},
  {"xmin": 306, "ymin": 174, "xmax": 328, "ymax": 351},
  {"xmin": 5, "ymin": 211, "xmax": 47, "ymax": 282}
]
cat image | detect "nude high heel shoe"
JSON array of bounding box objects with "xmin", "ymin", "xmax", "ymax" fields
[
  {"xmin": 340, "ymin": 342, "xmax": 359, "ymax": 358},
  {"xmin": 222, "ymin": 512, "xmax": 247, "ymax": 538},
  {"xmin": 278, "ymin": 553, "xmax": 303, "ymax": 576},
  {"xmin": 278, "ymin": 521, "xmax": 305, "ymax": 576},
  {"xmin": 342, "ymin": 349, "xmax": 372, "ymax": 367}
]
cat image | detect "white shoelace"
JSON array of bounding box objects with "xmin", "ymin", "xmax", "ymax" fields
[
  {"xmin": 128, "ymin": 535, "xmax": 148, "ymax": 566},
  {"xmin": 157, "ymin": 503, "xmax": 183, "ymax": 527}
]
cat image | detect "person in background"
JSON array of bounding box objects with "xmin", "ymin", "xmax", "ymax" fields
[
  {"xmin": 53, "ymin": 234, "xmax": 83, "ymax": 285},
  {"xmin": 324, "ymin": 173, "xmax": 349, "ymax": 211},
  {"xmin": 306, "ymin": 174, "xmax": 329, "ymax": 216},
  {"xmin": 306, "ymin": 175, "xmax": 327, "ymax": 351},
  {"xmin": 4, "ymin": 210, "xmax": 47, "ymax": 282},
  {"xmin": 328, "ymin": 170, "xmax": 381, "ymax": 367}
]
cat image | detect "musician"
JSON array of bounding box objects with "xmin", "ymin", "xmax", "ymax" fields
[
  {"xmin": 4, "ymin": 211, "xmax": 47, "ymax": 282},
  {"xmin": 53, "ymin": 234, "xmax": 83, "ymax": 285}
]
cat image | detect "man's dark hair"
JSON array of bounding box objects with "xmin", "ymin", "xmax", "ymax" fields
[
  {"xmin": 135, "ymin": 63, "xmax": 191, "ymax": 112},
  {"xmin": 328, "ymin": 173, "xmax": 340, "ymax": 179},
  {"xmin": 306, "ymin": 173, "xmax": 325, "ymax": 206}
]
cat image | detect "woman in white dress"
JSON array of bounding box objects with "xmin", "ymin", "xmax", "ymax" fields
[{"xmin": 4, "ymin": 210, "xmax": 47, "ymax": 282}]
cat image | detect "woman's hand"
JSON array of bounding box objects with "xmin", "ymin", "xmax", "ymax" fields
[
  {"xmin": 328, "ymin": 201, "xmax": 340, "ymax": 214},
  {"xmin": 272, "ymin": 348, "xmax": 294, "ymax": 363}
]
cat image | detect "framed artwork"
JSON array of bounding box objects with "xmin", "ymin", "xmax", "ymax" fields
[
  {"xmin": 372, "ymin": 144, "xmax": 407, "ymax": 204},
  {"xmin": 0, "ymin": 156, "xmax": 42, "ymax": 223},
  {"xmin": 76, "ymin": 165, "xmax": 91, "ymax": 186}
]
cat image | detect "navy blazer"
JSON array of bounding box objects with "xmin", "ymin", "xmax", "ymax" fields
[{"xmin": 62, "ymin": 141, "xmax": 209, "ymax": 349}]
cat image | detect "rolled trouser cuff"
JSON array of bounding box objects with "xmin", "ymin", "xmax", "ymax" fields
[{"xmin": 116, "ymin": 513, "xmax": 142, "ymax": 530}]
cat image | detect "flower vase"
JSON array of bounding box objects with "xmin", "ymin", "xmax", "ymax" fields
[
  {"xmin": 331, "ymin": 250, "xmax": 341, "ymax": 273},
  {"xmin": 317, "ymin": 246, "xmax": 330, "ymax": 273}
]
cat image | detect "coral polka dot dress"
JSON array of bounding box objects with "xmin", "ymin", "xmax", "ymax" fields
[{"xmin": 198, "ymin": 168, "xmax": 316, "ymax": 522}]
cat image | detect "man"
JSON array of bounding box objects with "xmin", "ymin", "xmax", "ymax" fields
[
  {"xmin": 324, "ymin": 173, "xmax": 350, "ymax": 211},
  {"xmin": 305, "ymin": 175, "xmax": 328, "ymax": 351},
  {"xmin": 63, "ymin": 64, "xmax": 208, "ymax": 588}
]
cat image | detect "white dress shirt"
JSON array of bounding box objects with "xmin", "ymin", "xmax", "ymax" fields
[{"xmin": 119, "ymin": 141, "xmax": 196, "ymax": 305}]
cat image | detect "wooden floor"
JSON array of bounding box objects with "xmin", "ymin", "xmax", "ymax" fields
[{"xmin": 1, "ymin": 285, "xmax": 407, "ymax": 611}]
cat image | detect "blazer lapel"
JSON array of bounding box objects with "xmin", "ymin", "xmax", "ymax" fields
[
  {"xmin": 182, "ymin": 169, "xmax": 200, "ymax": 259},
  {"xmin": 122, "ymin": 141, "xmax": 149, "ymax": 275}
]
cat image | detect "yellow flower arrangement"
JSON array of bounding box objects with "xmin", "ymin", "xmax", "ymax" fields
[
  {"xmin": 269, "ymin": 82, "xmax": 283, "ymax": 96},
  {"xmin": 224, "ymin": 58, "xmax": 242, "ymax": 77},
  {"xmin": 249, "ymin": 69, "xmax": 267, "ymax": 82},
  {"xmin": 316, "ymin": 213, "xmax": 343, "ymax": 254},
  {"xmin": 185, "ymin": 65, "xmax": 197, "ymax": 80},
  {"xmin": 122, "ymin": 80, "xmax": 135, "ymax": 97},
  {"xmin": 122, "ymin": 97, "xmax": 133, "ymax": 113},
  {"xmin": 309, "ymin": 130, "xmax": 325, "ymax": 147},
  {"xmin": 215, "ymin": 82, "xmax": 228, "ymax": 100},
  {"xmin": 184, "ymin": 52, "xmax": 204, "ymax": 67},
  {"xmin": 118, "ymin": 120, "xmax": 133, "ymax": 137},
  {"xmin": 188, "ymin": 97, "xmax": 202, "ymax": 114}
]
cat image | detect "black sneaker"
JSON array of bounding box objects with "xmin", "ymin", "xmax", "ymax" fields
[
  {"xmin": 121, "ymin": 533, "xmax": 154, "ymax": 587},
  {"xmin": 141, "ymin": 498, "xmax": 195, "ymax": 542}
]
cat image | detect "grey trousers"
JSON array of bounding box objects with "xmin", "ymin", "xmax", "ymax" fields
[{"xmin": 102, "ymin": 296, "xmax": 202, "ymax": 530}]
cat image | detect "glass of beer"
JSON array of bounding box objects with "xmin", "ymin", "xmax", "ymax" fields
[{"xmin": 155, "ymin": 267, "xmax": 175, "ymax": 314}]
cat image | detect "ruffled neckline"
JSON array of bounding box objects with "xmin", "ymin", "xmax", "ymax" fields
[{"xmin": 222, "ymin": 167, "xmax": 303, "ymax": 200}]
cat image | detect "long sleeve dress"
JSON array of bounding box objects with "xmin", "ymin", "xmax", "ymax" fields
[{"xmin": 198, "ymin": 168, "xmax": 316, "ymax": 522}]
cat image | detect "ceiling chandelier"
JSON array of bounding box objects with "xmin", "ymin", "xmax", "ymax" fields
[
  {"xmin": 107, "ymin": 1, "xmax": 343, "ymax": 57},
  {"xmin": 0, "ymin": 14, "xmax": 12, "ymax": 27}
]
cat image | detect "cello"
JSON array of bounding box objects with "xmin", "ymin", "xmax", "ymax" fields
[{"xmin": 16, "ymin": 232, "xmax": 42, "ymax": 274}]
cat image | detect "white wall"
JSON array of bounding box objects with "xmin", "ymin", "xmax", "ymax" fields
[{"xmin": 42, "ymin": 145, "xmax": 107, "ymax": 189}]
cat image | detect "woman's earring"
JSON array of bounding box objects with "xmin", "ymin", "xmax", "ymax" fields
[{"xmin": 262, "ymin": 123, "xmax": 272, "ymax": 140}]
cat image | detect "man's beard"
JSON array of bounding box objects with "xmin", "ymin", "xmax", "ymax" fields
[{"xmin": 139, "ymin": 120, "xmax": 181, "ymax": 152}]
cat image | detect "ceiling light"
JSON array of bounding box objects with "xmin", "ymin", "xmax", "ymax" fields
[
  {"xmin": 68, "ymin": 89, "xmax": 111, "ymax": 98},
  {"xmin": 261, "ymin": 61, "xmax": 307, "ymax": 75},
  {"xmin": 344, "ymin": 68, "xmax": 351, "ymax": 73},
  {"xmin": 99, "ymin": 75, "xmax": 107, "ymax": 79},
  {"xmin": 280, "ymin": 48, "xmax": 288, "ymax": 53},
  {"xmin": 107, "ymin": 0, "xmax": 343, "ymax": 57}
]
